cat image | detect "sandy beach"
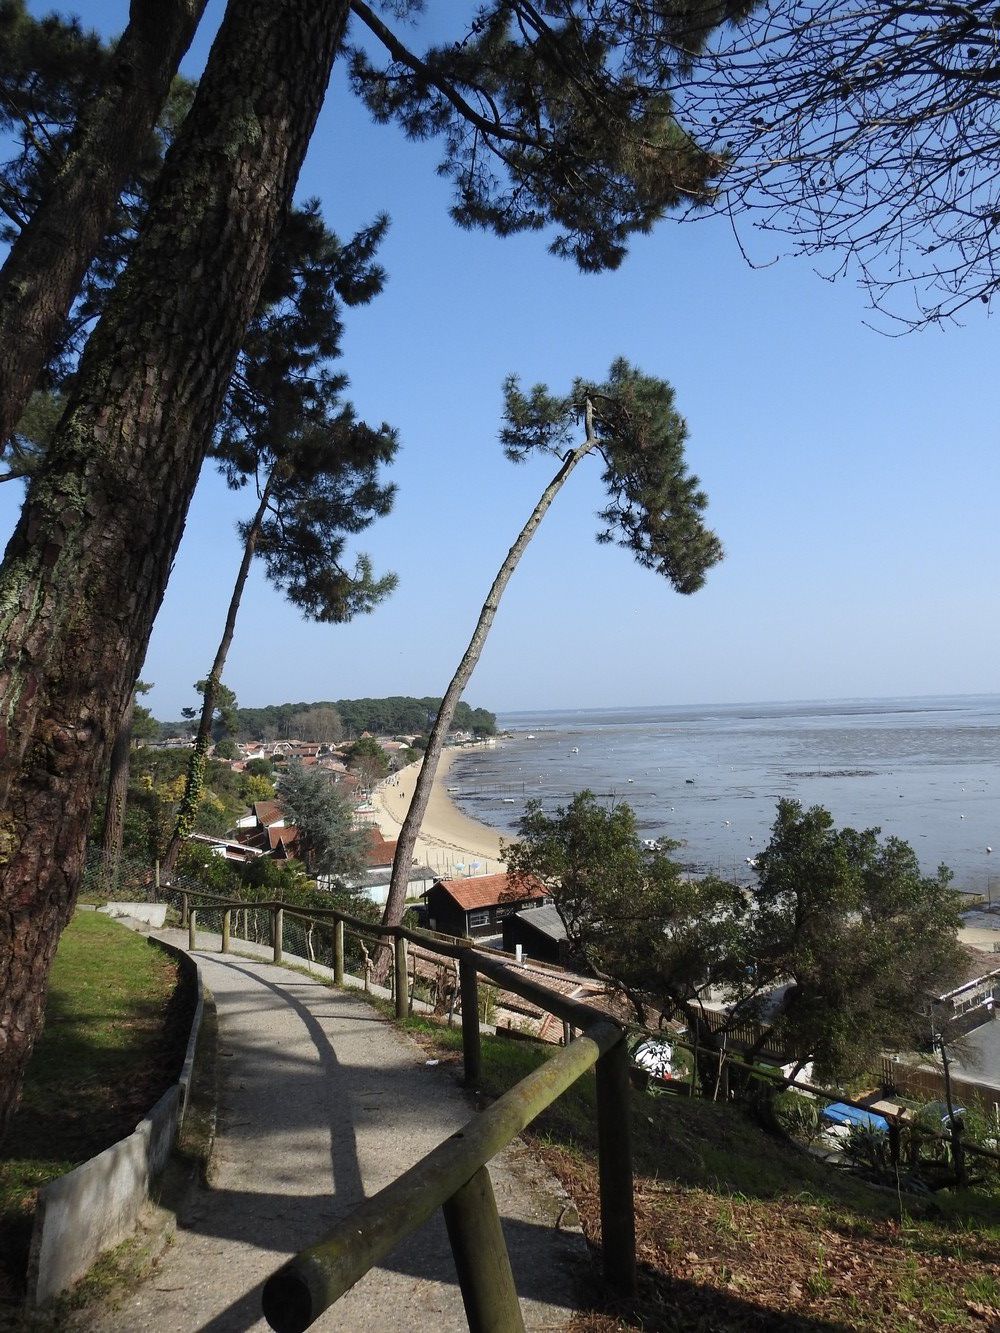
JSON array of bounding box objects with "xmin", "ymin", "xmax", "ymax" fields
[{"xmin": 371, "ymin": 748, "xmax": 506, "ymax": 879}]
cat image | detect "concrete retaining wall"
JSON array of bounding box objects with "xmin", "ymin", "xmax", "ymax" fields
[
  {"xmin": 99, "ymin": 902, "xmax": 168, "ymax": 928},
  {"xmin": 26, "ymin": 940, "xmax": 205, "ymax": 1306}
]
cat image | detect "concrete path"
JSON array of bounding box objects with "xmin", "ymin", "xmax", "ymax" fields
[{"xmin": 87, "ymin": 934, "xmax": 589, "ymax": 1332}]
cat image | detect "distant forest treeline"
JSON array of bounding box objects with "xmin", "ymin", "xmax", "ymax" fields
[{"xmin": 162, "ymin": 696, "xmax": 497, "ymax": 741}]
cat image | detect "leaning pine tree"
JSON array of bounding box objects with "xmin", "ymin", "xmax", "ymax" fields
[{"xmin": 378, "ymin": 360, "xmax": 724, "ymax": 965}]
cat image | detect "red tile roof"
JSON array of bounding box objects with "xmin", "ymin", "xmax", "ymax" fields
[
  {"xmin": 252, "ymin": 799, "xmax": 286, "ymax": 827},
  {"xmin": 365, "ymin": 828, "xmax": 397, "ymax": 867},
  {"xmin": 268, "ymin": 825, "xmax": 298, "ymax": 851},
  {"xmin": 434, "ymin": 872, "xmax": 545, "ymax": 912}
]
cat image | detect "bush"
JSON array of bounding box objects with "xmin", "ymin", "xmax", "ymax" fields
[
  {"xmin": 175, "ymin": 843, "xmax": 242, "ymax": 894},
  {"xmin": 772, "ymin": 1090, "xmax": 821, "ymax": 1144},
  {"xmin": 843, "ymin": 1123, "xmax": 893, "ymax": 1177}
]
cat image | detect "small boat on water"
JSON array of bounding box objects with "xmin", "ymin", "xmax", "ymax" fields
[
  {"xmin": 526, "ymin": 733, "xmax": 536, "ymax": 740},
  {"xmin": 446, "ymin": 786, "xmax": 460, "ymax": 793},
  {"xmin": 570, "ymin": 746, "xmax": 579, "ymax": 753},
  {"xmin": 502, "ymin": 797, "xmax": 516, "ymax": 804}
]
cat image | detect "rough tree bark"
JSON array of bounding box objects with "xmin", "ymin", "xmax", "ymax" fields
[
  {"xmin": 99, "ymin": 691, "xmax": 135, "ymax": 889},
  {"xmin": 0, "ymin": 0, "xmax": 351, "ymax": 1140},
  {"xmin": 376, "ymin": 406, "xmax": 599, "ymax": 976},
  {"xmin": 0, "ymin": 0, "xmax": 208, "ymax": 450},
  {"xmin": 161, "ymin": 472, "xmax": 275, "ymax": 879}
]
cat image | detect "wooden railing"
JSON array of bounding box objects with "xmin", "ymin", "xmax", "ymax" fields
[{"xmin": 172, "ymin": 887, "xmax": 636, "ymax": 1332}]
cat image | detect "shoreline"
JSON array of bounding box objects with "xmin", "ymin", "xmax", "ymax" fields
[{"xmin": 371, "ymin": 748, "xmax": 506, "ymax": 879}]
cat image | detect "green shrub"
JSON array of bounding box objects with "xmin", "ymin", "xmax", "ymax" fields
[{"xmin": 772, "ymin": 1089, "xmax": 821, "ymax": 1144}]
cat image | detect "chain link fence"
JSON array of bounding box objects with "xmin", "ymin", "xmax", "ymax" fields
[{"xmin": 81, "ymin": 846, "xmax": 158, "ymax": 902}]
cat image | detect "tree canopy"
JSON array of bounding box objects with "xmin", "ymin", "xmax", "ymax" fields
[
  {"xmin": 349, "ymin": 0, "xmax": 754, "ymax": 272},
  {"xmin": 508, "ymin": 793, "xmax": 964, "ymax": 1083},
  {"xmin": 344, "ymin": 737, "xmax": 391, "ymax": 789},
  {"xmin": 224, "ymin": 697, "xmax": 497, "ymax": 741},
  {"xmin": 748, "ymin": 798, "xmax": 964, "ymax": 1079},
  {"xmin": 217, "ymin": 200, "xmax": 397, "ymax": 622},
  {"xmin": 276, "ymin": 762, "xmax": 369, "ymax": 885},
  {"xmin": 502, "ymin": 358, "xmax": 723, "ymax": 591}
]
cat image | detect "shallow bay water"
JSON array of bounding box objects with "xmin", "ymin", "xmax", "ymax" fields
[{"xmin": 448, "ymin": 695, "xmax": 1000, "ymax": 892}]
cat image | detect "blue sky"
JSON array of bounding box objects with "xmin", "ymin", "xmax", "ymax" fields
[{"xmin": 5, "ymin": 2, "xmax": 999, "ymax": 721}]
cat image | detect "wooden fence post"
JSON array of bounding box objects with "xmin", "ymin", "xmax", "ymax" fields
[
  {"xmin": 595, "ymin": 1034, "xmax": 637, "ymax": 1295},
  {"xmin": 273, "ymin": 907, "xmax": 283, "ymax": 965},
  {"xmin": 394, "ymin": 935, "xmax": 408, "ymax": 1020},
  {"xmin": 951, "ymin": 1118, "xmax": 967, "ymax": 1188},
  {"xmin": 447, "ymin": 961, "xmax": 459, "ymax": 1027},
  {"xmin": 888, "ymin": 1120, "xmax": 901, "ymax": 1170},
  {"xmin": 188, "ymin": 907, "xmax": 197, "ymax": 951},
  {"xmin": 334, "ymin": 919, "xmax": 344, "ymax": 986},
  {"xmin": 222, "ymin": 909, "xmax": 231, "ymax": 954},
  {"xmin": 180, "ymin": 892, "xmax": 189, "ymax": 929},
  {"xmin": 442, "ymin": 1165, "xmax": 526, "ymax": 1333},
  {"xmin": 459, "ymin": 952, "xmax": 481, "ymax": 1088}
]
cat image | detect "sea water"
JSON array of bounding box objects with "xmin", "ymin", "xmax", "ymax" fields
[{"xmin": 448, "ymin": 695, "xmax": 1000, "ymax": 892}]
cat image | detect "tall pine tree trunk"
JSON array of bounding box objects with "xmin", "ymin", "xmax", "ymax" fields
[
  {"xmin": 0, "ymin": 0, "xmax": 350, "ymax": 1141},
  {"xmin": 377, "ymin": 411, "xmax": 598, "ymax": 976},
  {"xmin": 99, "ymin": 692, "xmax": 136, "ymax": 891},
  {"xmin": 161, "ymin": 472, "xmax": 275, "ymax": 879},
  {"xmin": 0, "ymin": 0, "xmax": 207, "ymax": 450}
]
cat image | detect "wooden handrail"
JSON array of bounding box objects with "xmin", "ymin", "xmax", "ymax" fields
[
  {"xmin": 261, "ymin": 1020, "xmax": 630, "ymax": 1332},
  {"xmin": 176, "ymin": 884, "xmax": 1000, "ymax": 1167},
  {"xmin": 174, "ymin": 886, "xmax": 611, "ymax": 1027},
  {"xmin": 172, "ymin": 882, "xmax": 637, "ymax": 1328}
]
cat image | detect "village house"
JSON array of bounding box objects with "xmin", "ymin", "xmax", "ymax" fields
[
  {"xmin": 186, "ymin": 832, "xmax": 264, "ymax": 865},
  {"xmin": 266, "ymin": 825, "xmax": 300, "ymax": 858},
  {"xmin": 930, "ymin": 946, "xmax": 1000, "ymax": 1034},
  {"xmin": 363, "ymin": 828, "xmax": 397, "ymax": 872},
  {"xmin": 229, "ymin": 798, "xmax": 301, "ymax": 859},
  {"xmin": 330, "ymin": 827, "xmax": 433, "ymax": 906},
  {"xmin": 501, "ymin": 904, "xmax": 572, "ymax": 966},
  {"xmin": 235, "ymin": 798, "xmax": 286, "ymax": 836},
  {"xmin": 424, "ymin": 872, "xmax": 548, "ymax": 939}
]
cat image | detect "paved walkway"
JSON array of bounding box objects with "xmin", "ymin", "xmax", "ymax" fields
[{"xmin": 87, "ymin": 933, "xmax": 588, "ymax": 1332}]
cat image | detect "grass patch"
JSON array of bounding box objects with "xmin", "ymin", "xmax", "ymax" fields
[{"xmin": 0, "ymin": 913, "xmax": 190, "ymax": 1306}]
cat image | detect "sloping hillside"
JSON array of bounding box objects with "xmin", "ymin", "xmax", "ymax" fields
[{"xmin": 401, "ymin": 1014, "xmax": 1000, "ymax": 1332}]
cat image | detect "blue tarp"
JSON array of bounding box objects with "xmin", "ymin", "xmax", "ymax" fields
[{"xmin": 820, "ymin": 1102, "xmax": 889, "ymax": 1132}]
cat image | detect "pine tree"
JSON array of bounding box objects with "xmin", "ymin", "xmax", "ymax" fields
[
  {"xmin": 159, "ymin": 204, "xmax": 397, "ymax": 879},
  {"xmin": 0, "ymin": 0, "xmax": 205, "ymax": 448},
  {"xmin": 0, "ymin": 0, "xmax": 354, "ymax": 1139},
  {"xmin": 378, "ymin": 361, "xmax": 723, "ymax": 964},
  {"xmin": 0, "ymin": 0, "xmax": 746, "ymax": 1137}
]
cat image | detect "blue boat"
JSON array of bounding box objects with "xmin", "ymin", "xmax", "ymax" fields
[{"xmin": 820, "ymin": 1102, "xmax": 889, "ymax": 1132}]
